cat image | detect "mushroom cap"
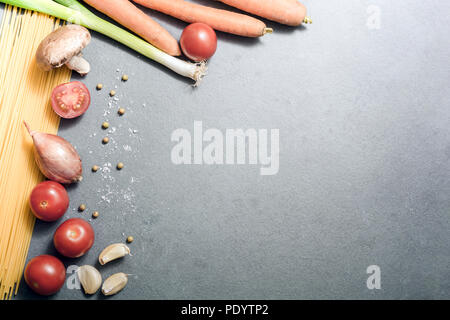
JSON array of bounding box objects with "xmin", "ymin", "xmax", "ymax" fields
[{"xmin": 36, "ymin": 25, "xmax": 91, "ymax": 71}]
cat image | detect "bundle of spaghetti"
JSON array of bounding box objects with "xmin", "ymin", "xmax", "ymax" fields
[{"xmin": 0, "ymin": 6, "xmax": 71, "ymax": 300}]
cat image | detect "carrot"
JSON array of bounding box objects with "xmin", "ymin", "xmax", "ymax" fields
[
  {"xmin": 83, "ymin": 0, "xmax": 181, "ymax": 56},
  {"xmin": 132, "ymin": 0, "xmax": 272, "ymax": 37},
  {"xmin": 216, "ymin": 0, "xmax": 311, "ymax": 26}
]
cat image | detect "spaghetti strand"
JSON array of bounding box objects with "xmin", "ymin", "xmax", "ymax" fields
[{"xmin": 0, "ymin": 6, "xmax": 71, "ymax": 300}]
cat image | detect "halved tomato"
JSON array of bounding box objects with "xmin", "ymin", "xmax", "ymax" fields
[{"xmin": 51, "ymin": 81, "xmax": 91, "ymax": 119}]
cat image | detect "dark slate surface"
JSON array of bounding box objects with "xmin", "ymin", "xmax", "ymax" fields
[{"xmin": 1, "ymin": 0, "xmax": 448, "ymax": 299}]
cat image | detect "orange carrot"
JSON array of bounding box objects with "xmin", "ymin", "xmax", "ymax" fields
[
  {"xmin": 133, "ymin": 0, "xmax": 272, "ymax": 37},
  {"xmin": 83, "ymin": 0, "xmax": 181, "ymax": 56},
  {"xmin": 217, "ymin": 0, "xmax": 310, "ymax": 26}
]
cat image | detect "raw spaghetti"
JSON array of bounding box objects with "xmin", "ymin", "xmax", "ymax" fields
[{"xmin": 0, "ymin": 5, "xmax": 72, "ymax": 299}]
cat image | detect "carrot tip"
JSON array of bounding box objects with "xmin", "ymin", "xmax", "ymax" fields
[{"xmin": 263, "ymin": 28, "xmax": 273, "ymax": 35}]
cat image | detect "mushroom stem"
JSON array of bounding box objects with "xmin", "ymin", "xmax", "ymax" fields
[{"xmin": 66, "ymin": 54, "xmax": 91, "ymax": 76}]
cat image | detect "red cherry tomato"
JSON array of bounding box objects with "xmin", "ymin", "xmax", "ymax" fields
[
  {"xmin": 29, "ymin": 181, "xmax": 69, "ymax": 222},
  {"xmin": 180, "ymin": 23, "xmax": 217, "ymax": 62},
  {"xmin": 24, "ymin": 255, "xmax": 66, "ymax": 296},
  {"xmin": 51, "ymin": 81, "xmax": 91, "ymax": 119},
  {"xmin": 53, "ymin": 218, "xmax": 94, "ymax": 258}
]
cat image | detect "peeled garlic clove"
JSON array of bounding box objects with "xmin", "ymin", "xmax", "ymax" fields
[
  {"xmin": 24, "ymin": 121, "xmax": 82, "ymax": 184},
  {"xmin": 98, "ymin": 243, "xmax": 131, "ymax": 265},
  {"xmin": 102, "ymin": 272, "xmax": 128, "ymax": 296},
  {"xmin": 77, "ymin": 265, "xmax": 102, "ymax": 295}
]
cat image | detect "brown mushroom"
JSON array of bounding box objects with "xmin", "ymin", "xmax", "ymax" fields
[{"xmin": 36, "ymin": 25, "xmax": 91, "ymax": 76}]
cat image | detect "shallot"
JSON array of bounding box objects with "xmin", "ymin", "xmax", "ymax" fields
[{"xmin": 24, "ymin": 121, "xmax": 82, "ymax": 184}]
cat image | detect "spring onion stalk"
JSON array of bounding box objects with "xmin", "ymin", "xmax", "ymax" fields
[{"xmin": 0, "ymin": 0, "xmax": 206, "ymax": 84}]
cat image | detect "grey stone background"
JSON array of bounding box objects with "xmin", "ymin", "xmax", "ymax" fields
[{"xmin": 1, "ymin": 0, "xmax": 449, "ymax": 299}]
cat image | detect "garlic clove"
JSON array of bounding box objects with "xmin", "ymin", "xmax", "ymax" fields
[
  {"xmin": 98, "ymin": 243, "xmax": 131, "ymax": 265},
  {"xmin": 77, "ymin": 265, "xmax": 102, "ymax": 295},
  {"xmin": 102, "ymin": 272, "xmax": 128, "ymax": 296}
]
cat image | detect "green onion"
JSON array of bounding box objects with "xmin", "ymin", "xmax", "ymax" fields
[{"xmin": 0, "ymin": 0, "xmax": 206, "ymax": 84}]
